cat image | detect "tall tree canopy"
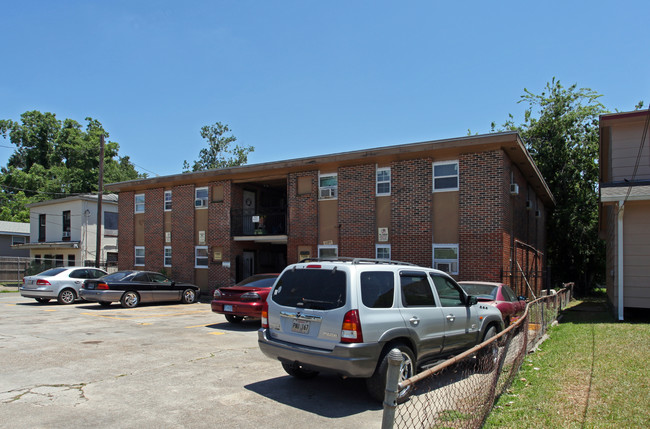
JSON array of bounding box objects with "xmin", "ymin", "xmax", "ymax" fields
[
  {"xmin": 183, "ymin": 122, "xmax": 254, "ymax": 172},
  {"xmin": 0, "ymin": 110, "xmax": 143, "ymax": 221},
  {"xmin": 493, "ymin": 78, "xmax": 607, "ymax": 293}
]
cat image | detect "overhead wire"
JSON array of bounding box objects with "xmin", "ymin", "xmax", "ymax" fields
[{"xmin": 618, "ymin": 107, "xmax": 650, "ymax": 212}]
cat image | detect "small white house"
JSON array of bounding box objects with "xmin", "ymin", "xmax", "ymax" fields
[{"xmin": 16, "ymin": 194, "xmax": 119, "ymax": 267}]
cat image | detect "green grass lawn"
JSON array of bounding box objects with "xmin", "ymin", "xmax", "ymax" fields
[{"xmin": 485, "ymin": 297, "xmax": 650, "ymax": 428}]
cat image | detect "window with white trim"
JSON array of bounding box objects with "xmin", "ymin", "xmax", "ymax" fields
[
  {"xmin": 12, "ymin": 235, "xmax": 26, "ymax": 246},
  {"xmin": 318, "ymin": 245, "xmax": 338, "ymax": 259},
  {"xmin": 433, "ymin": 161, "xmax": 459, "ymax": 192},
  {"xmin": 164, "ymin": 191, "xmax": 172, "ymax": 211},
  {"xmin": 195, "ymin": 246, "xmax": 209, "ymax": 268},
  {"xmin": 135, "ymin": 194, "xmax": 145, "ymax": 213},
  {"xmin": 318, "ymin": 173, "xmax": 338, "ymax": 199},
  {"xmin": 376, "ymin": 244, "xmax": 391, "ymax": 260},
  {"xmin": 135, "ymin": 246, "xmax": 145, "ymax": 266},
  {"xmin": 432, "ymin": 244, "xmax": 458, "ymax": 275},
  {"xmin": 195, "ymin": 187, "xmax": 208, "ymax": 208},
  {"xmin": 164, "ymin": 246, "xmax": 172, "ymax": 267},
  {"xmin": 376, "ymin": 167, "xmax": 391, "ymax": 196}
]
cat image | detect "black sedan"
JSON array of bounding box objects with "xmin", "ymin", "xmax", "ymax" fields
[{"xmin": 80, "ymin": 270, "xmax": 200, "ymax": 308}]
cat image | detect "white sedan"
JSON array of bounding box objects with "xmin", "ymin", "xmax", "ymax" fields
[{"xmin": 20, "ymin": 267, "xmax": 108, "ymax": 304}]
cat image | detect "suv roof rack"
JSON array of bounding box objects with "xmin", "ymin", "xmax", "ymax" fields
[{"xmin": 298, "ymin": 257, "xmax": 417, "ymax": 266}]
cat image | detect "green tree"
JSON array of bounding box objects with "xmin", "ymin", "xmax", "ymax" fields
[
  {"xmin": 0, "ymin": 110, "xmax": 143, "ymax": 221},
  {"xmin": 493, "ymin": 78, "xmax": 607, "ymax": 294},
  {"xmin": 183, "ymin": 122, "xmax": 254, "ymax": 172}
]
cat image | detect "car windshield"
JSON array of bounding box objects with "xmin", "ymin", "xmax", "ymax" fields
[
  {"xmin": 460, "ymin": 283, "xmax": 498, "ymax": 299},
  {"xmin": 38, "ymin": 268, "xmax": 67, "ymax": 277},
  {"xmin": 271, "ymin": 269, "xmax": 346, "ymax": 310},
  {"xmin": 237, "ymin": 275, "xmax": 278, "ymax": 288},
  {"xmin": 102, "ymin": 271, "xmax": 133, "ymax": 282}
]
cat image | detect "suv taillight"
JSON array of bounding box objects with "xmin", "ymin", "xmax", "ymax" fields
[
  {"xmin": 261, "ymin": 300, "xmax": 269, "ymax": 328},
  {"xmin": 36, "ymin": 279, "xmax": 51, "ymax": 286},
  {"xmin": 341, "ymin": 309, "xmax": 363, "ymax": 343}
]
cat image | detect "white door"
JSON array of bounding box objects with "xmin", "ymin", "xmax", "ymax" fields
[{"xmin": 243, "ymin": 191, "xmax": 256, "ymax": 235}]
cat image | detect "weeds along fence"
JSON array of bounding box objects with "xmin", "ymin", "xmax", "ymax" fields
[{"xmin": 382, "ymin": 287, "xmax": 572, "ymax": 429}]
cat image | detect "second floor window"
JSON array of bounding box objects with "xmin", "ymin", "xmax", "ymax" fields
[
  {"xmin": 376, "ymin": 167, "xmax": 391, "ymax": 196},
  {"xmin": 38, "ymin": 214, "xmax": 46, "ymax": 242},
  {"xmin": 62, "ymin": 211, "xmax": 71, "ymax": 240},
  {"xmin": 433, "ymin": 161, "xmax": 459, "ymax": 192},
  {"xmin": 164, "ymin": 191, "xmax": 172, "ymax": 211},
  {"xmin": 195, "ymin": 246, "xmax": 209, "ymax": 268},
  {"xmin": 135, "ymin": 194, "xmax": 145, "ymax": 213},
  {"xmin": 104, "ymin": 211, "xmax": 118, "ymax": 236},
  {"xmin": 135, "ymin": 246, "xmax": 145, "ymax": 266},
  {"xmin": 319, "ymin": 173, "xmax": 338, "ymax": 199},
  {"xmin": 195, "ymin": 187, "xmax": 208, "ymax": 208}
]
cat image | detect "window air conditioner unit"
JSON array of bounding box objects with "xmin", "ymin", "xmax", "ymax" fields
[
  {"xmin": 525, "ymin": 200, "xmax": 532, "ymax": 210},
  {"xmin": 510, "ymin": 183, "xmax": 519, "ymax": 195},
  {"xmin": 320, "ymin": 188, "xmax": 335, "ymax": 199},
  {"xmin": 62, "ymin": 231, "xmax": 71, "ymax": 238},
  {"xmin": 436, "ymin": 262, "xmax": 451, "ymax": 273},
  {"xmin": 195, "ymin": 199, "xmax": 206, "ymax": 207}
]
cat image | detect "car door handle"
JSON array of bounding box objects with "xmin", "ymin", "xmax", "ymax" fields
[
  {"xmin": 446, "ymin": 314, "xmax": 456, "ymax": 322},
  {"xmin": 409, "ymin": 317, "xmax": 420, "ymax": 326}
]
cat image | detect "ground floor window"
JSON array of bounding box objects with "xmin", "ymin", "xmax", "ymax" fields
[
  {"xmin": 164, "ymin": 246, "xmax": 172, "ymax": 267},
  {"xmin": 135, "ymin": 246, "xmax": 145, "ymax": 266},
  {"xmin": 432, "ymin": 244, "xmax": 458, "ymax": 275},
  {"xmin": 67, "ymin": 254, "xmax": 75, "ymax": 266},
  {"xmin": 195, "ymin": 246, "xmax": 209, "ymax": 268},
  {"xmin": 376, "ymin": 244, "xmax": 391, "ymax": 260},
  {"xmin": 318, "ymin": 245, "xmax": 338, "ymax": 259}
]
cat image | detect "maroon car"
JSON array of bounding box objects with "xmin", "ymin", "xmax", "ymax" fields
[
  {"xmin": 211, "ymin": 274, "xmax": 279, "ymax": 323},
  {"xmin": 458, "ymin": 281, "xmax": 527, "ymax": 326}
]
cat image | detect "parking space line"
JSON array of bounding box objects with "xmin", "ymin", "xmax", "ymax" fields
[
  {"xmin": 80, "ymin": 312, "xmax": 134, "ymax": 321},
  {"xmin": 184, "ymin": 323, "xmax": 214, "ymax": 329},
  {"xmin": 208, "ymin": 332, "xmax": 225, "ymax": 335}
]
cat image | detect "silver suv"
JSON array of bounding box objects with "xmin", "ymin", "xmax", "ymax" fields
[{"xmin": 258, "ymin": 258, "xmax": 504, "ymax": 402}]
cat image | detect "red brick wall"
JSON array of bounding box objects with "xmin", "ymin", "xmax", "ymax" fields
[
  {"xmin": 459, "ymin": 150, "xmax": 507, "ymax": 282},
  {"xmin": 208, "ymin": 180, "xmax": 234, "ymax": 289},
  {"xmin": 144, "ymin": 188, "xmax": 164, "ymax": 272},
  {"xmin": 287, "ymin": 171, "xmax": 318, "ymax": 263},
  {"xmin": 118, "ymin": 191, "xmax": 135, "ymax": 269},
  {"xmin": 339, "ymin": 164, "xmax": 375, "ymax": 258},
  {"xmin": 171, "ymin": 184, "xmax": 195, "ymax": 284},
  {"xmin": 391, "ymin": 158, "xmax": 432, "ymax": 266}
]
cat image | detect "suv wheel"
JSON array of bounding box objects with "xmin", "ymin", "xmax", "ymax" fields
[
  {"xmin": 282, "ymin": 362, "xmax": 319, "ymax": 379},
  {"xmin": 477, "ymin": 325, "xmax": 499, "ymax": 372},
  {"xmin": 366, "ymin": 344, "xmax": 415, "ymax": 403}
]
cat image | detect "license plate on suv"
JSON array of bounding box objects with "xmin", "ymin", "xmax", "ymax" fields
[{"xmin": 291, "ymin": 319, "xmax": 310, "ymax": 334}]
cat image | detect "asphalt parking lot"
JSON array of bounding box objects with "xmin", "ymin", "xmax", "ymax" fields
[{"xmin": 0, "ymin": 293, "xmax": 383, "ymax": 429}]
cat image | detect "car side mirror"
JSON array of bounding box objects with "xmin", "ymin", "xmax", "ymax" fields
[
  {"xmin": 171, "ymin": 281, "xmax": 176, "ymax": 287},
  {"xmin": 467, "ymin": 295, "xmax": 478, "ymax": 306}
]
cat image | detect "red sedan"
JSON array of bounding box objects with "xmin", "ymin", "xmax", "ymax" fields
[
  {"xmin": 458, "ymin": 281, "xmax": 527, "ymax": 326},
  {"xmin": 211, "ymin": 274, "xmax": 279, "ymax": 324}
]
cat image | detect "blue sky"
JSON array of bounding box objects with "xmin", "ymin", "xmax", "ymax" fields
[{"xmin": 1, "ymin": 1, "xmax": 648, "ymax": 178}]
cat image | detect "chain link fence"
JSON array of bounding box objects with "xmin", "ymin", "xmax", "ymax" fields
[
  {"xmin": 383, "ymin": 286, "xmax": 572, "ymax": 429},
  {"xmin": 0, "ymin": 256, "xmax": 119, "ymax": 284}
]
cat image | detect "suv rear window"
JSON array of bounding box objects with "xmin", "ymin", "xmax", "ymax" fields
[{"xmin": 271, "ymin": 269, "xmax": 346, "ymax": 310}]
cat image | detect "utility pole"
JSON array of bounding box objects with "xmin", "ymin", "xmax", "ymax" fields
[{"xmin": 95, "ymin": 134, "xmax": 104, "ymax": 268}]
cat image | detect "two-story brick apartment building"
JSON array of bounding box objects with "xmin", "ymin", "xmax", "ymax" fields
[
  {"xmin": 599, "ymin": 109, "xmax": 650, "ymax": 320},
  {"xmin": 106, "ymin": 131, "xmax": 554, "ymax": 298}
]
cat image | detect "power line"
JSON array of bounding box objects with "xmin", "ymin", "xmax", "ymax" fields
[{"xmin": 619, "ymin": 107, "xmax": 650, "ymax": 211}]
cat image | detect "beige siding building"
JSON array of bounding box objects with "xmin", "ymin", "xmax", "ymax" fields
[{"xmin": 599, "ymin": 110, "xmax": 650, "ymax": 320}]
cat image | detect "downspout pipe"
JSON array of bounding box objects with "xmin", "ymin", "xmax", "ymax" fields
[{"xmin": 617, "ymin": 201, "xmax": 624, "ymax": 321}]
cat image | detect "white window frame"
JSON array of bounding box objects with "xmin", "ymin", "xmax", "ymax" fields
[
  {"xmin": 376, "ymin": 244, "xmax": 391, "ymax": 260},
  {"xmin": 317, "ymin": 245, "xmax": 338, "ymax": 259},
  {"xmin": 134, "ymin": 194, "xmax": 145, "ymax": 213},
  {"xmin": 195, "ymin": 246, "xmax": 209, "ymax": 268},
  {"xmin": 164, "ymin": 246, "xmax": 172, "ymax": 267},
  {"xmin": 12, "ymin": 235, "xmax": 27, "ymax": 246},
  {"xmin": 134, "ymin": 246, "xmax": 145, "ymax": 266},
  {"xmin": 195, "ymin": 187, "xmax": 209, "ymax": 209},
  {"xmin": 432, "ymin": 244, "xmax": 458, "ymax": 275},
  {"xmin": 376, "ymin": 166, "xmax": 391, "ymax": 196},
  {"xmin": 164, "ymin": 190, "xmax": 172, "ymax": 211},
  {"xmin": 432, "ymin": 160, "xmax": 459, "ymax": 192},
  {"xmin": 318, "ymin": 173, "xmax": 338, "ymax": 200}
]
